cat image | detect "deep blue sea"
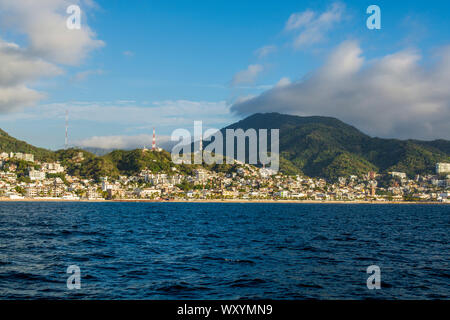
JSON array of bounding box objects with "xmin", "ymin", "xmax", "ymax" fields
[{"xmin": 0, "ymin": 202, "xmax": 448, "ymax": 299}]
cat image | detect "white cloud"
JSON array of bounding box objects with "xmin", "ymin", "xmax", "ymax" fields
[
  {"xmin": 0, "ymin": 86, "xmax": 45, "ymax": 112},
  {"xmin": 75, "ymin": 134, "xmax": 176, "ymax": 151},
  {"xmin": 255, "ymin": 45, "xmax": 277, "ymax": 58},
  {"xmin": 0, "ymin": 0, "xmax": 104, "ymax": 65},
  {"xmin": 0, "ymin": 40, "xmax": 62, "ymax": 112},
  {"xmin": 0, "ymin": 0, "xmax": 103, "ymax": 112},
  {"xmin": 275, "ymin": 77, "xmax": 291, "ymax": 87},
  {"xmin": 285, "ymin": 10, "xmax": 315, "ymax": 31},
  {"xmin": 231, "ymin": 41, "xmax": 450, "ymax": 140},
  {"xmin": 234, "ymin": 94, "xmax": 257, "ymax": 105},
  {"xmin": 0, "ymin": 40, "xmax": 62, "ymax": 87},
  {"xmin": 285, "ymin": 2, "xmax": 345, "ymax": 49},
  {"xmin": 232, "ymin": 64, "xmax": 264, "ymax": 86},
  {"xmin": 71, "ymin": 69, "xmax": 104, "ymax": 81},
  {"xmin": 123, "ymin": 50, "xmax": 134, "ymax": 57},
  {"xmin": 0, "ymin": 39, "xmax": 62, "ymax": 112},
  {"xmin": 0, "ymin": 99, "xmax": 231, "ymax": 129}
]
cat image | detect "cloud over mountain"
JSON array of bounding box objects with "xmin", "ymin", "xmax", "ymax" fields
[
  {"xmin": 75, "ymin": 134, "xmax": 176, "ymax": 151},
  {"xmin": 231, "ymin": 41, "xmax": 450, "ymax": 140}
]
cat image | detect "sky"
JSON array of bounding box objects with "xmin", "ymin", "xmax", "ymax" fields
[{"xmin": 0, "ymin": 0, "xmax": 449, "ymax": 150}]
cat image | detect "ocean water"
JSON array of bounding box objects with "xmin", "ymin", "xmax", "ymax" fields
[{"xmin": 0, "ymin": 202, "xmax": 448, "ymax": 299}]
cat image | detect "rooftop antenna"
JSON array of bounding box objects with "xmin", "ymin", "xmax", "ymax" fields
[{"xmin": 65, "ymin": 110, "xmax": 68, "ymax": 149}]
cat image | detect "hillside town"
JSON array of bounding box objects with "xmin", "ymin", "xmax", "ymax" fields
[{"xmin": 0, "ymin": 150, "xmax": 449, "ymax": 203}]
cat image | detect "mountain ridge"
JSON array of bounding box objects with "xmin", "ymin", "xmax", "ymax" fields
[{"xmin": 217, "ymin": 112, "xmax": 450, "ymax": 179}]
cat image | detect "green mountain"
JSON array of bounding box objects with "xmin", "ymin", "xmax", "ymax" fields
[
  {"xmin": 217, "ymin": 113, "xmax": 450, "ymax": 179},
  {"xmin": 102, "ymin": 149, "xmax": 238, "ymax": 177},
  {"xmin": 103, "ymin": 149, "xmax": 175, "ymax": 175},
  {"xmin": 55, "ymin": 148, "xmax": 120, "ymax": 181}
]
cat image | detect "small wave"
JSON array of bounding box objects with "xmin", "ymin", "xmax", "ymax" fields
[
  {"xmin": 202, "ymin": 255, "xmax": 255, "ymax": 265},
  {"xmin": 157, "ymin": 282, "xmax": 210, "ymax": 293},
  {"xmin": 0, "ymin": 271, "xmax": 59, "ymax": 283},
  {"xmin": 334, "ymin": 236, "xmax": 357, "ymax": 241},
  {"xmin": 205, "ymin": 233, "xmax": 220, "ymax": 238},
  {"xmin": 83, "ymin": 274, "xmax": 98, "ymax": 280},
  {"xmin": 224, "ymin": 258, "xmax": 255, "ymax": 265},
  {"xmin": 71, "ymin": 256, "xmax": 90, "ymax": 262},
  {"xmin": 430, "ymin": 272, "xmax": 450, "ymax": 279},
  {"xmin": 228, "ymin": 278, "xmax": 266, "ymax": 288},
  {"xmin": 81, "ymin": 238, "xmax": 106, "ymax": 246},
  {"xmin": 426, "ymin": 293, "xmax": 447, "ymax": 299},
  {"xmin": 297, "ymin": 283, "xmax": 323, "ymax": 289},
  {"xmin": 89, "ymin": 252, "xmax": 114, "ymax": 259},
  {"xmin": 126, "ymin": 269, "xmax": 148, "ymax": 276},
  {"xmin": 299, "ymin": 246, "xmax": 320, "ymax": 252},
  {"xmin": 36, "ymin": 231, "xmax": 56, "ymax": 237},
  {"xmin": 354, "ymin": 256, "xmax": 372, "ymax": 261},
  {"xmin": 202, "ymin": 255, "xmax": 222, "ymax": 261}
]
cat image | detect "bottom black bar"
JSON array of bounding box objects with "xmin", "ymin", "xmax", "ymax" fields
[{"xmin": 1, "ymin": 300, "xmax": 447, "ymax": 319}]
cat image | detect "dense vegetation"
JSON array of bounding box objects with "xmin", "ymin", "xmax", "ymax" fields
[
  {"xmin": 55, "ymin": 149, "xmax": 119, "ymax": 181},
  {"xmin": 103, "ymin": 149, "xmax": 174, "ymax": 175}
]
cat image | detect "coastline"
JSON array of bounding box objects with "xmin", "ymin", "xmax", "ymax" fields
[{"xmin": 0, "ymin": 197, "xmax": 447, "ymax": 204}]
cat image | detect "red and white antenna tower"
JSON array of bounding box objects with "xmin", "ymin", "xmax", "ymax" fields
[{"xmin": 152, "ymin": 128, "xmax": 156, "ymax": 151}]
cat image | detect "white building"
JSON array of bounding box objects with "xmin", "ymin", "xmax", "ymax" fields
[
  {"xmin": 169, "ymin": 174, "xmax": 183, "ymax": 185},
  {"xmin": 23, "ymin": 154, "xmax": 34, "ymax": 162},
  {"xmin": 134, "ymin": 188, "xmax": 161, "ymax": 198},
  {"xmin": 274, "ymin": 190, "xmax": 289, "ymax": 198},
  {"xmin": 42, "ymin": 162, "xmax": 65, "ymax": 174},
  {"xmin": 147, "ymin": 173, "xmax": 169, "ymax": 185},
  {"xmin": 101, "ymin": 177, "xmax": 112, "ymax": 192},
  {"xmin": 259, "ymin": 167, "xmax": 276, "ymax": 178},
  {"xmin": 436, "ymin": 163, "xmax": 450, "ymax": 175},
  {"xmin": 291, "ymin": 193, "xmax": 307, "ymax": 199},
  {"xmin": 390, "ymin": 172, "xmax": 407, "ymax": 179},
  {"xmin": 193, "ymin": 169, "xmax": 209, "ymax": 182},
  {"xmin": 29, "ymin": 169, "xmax": 45, "ymax": 181},
  {"xmin": 9, "ymin": 152, "xmax": 34, "ymax": 162}
]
